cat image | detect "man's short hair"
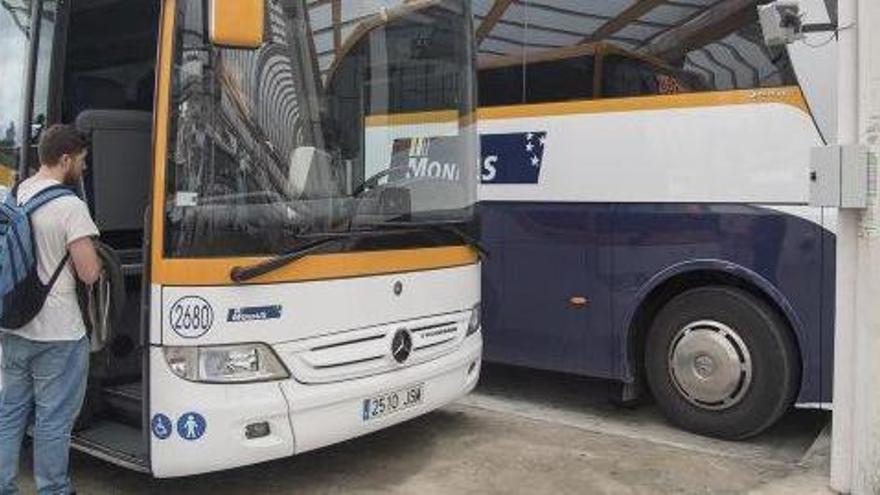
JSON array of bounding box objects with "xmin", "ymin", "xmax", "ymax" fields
[{"xmin": 38, "ymin": 124, "xmax": 87, "ymax": 166}]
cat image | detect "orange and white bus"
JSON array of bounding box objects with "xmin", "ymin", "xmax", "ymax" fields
[{"xmin": 1, "ymin": 0, "xmax": 481, "ymax": 477}]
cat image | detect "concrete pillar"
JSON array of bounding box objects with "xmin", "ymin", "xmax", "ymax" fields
[
  {"xmin": 850, "ymin": 0, "xmax": 880, "ymax": 489},
  {"xmin": 830, "ymin": 0, "xmax": 859, "ymax": 490},
  {"xmin": 833, "ymin": 0, "xmax": 880, "ymax": 493}
]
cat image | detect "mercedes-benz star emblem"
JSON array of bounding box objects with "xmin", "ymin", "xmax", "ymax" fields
[{"xmin": 391, "ymin": 329, "xmax": 413, "ymax": 364}]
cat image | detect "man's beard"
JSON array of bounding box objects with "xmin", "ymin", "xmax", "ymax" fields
[{"xmin": 62, "ymin": 168, "xmax": 81, "ymax": 186}]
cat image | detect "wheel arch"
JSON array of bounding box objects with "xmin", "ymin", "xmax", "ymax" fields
[{"xmin": 621, "ymin": 259, "xmax": 806, "ymax": 396}]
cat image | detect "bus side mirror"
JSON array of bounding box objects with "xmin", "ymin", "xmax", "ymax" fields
[{"xmin": 210, "ymin": 0, "xmax": 265, "ymax": 49}]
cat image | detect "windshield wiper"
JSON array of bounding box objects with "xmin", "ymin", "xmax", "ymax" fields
[
  {"xmin": 231, "ymin": 222, "xmax": 488, "ymax": 284},
  {"xmin": 230, "ymin": 233, "xmax": 356, "ymax": 283},
  {"xmin": 229, "ymin": 227, "xmax": 425, "ymax": 283},
  {"xmin": 364, "ymin": 221, "xmax": 490, "ymax": 261}
]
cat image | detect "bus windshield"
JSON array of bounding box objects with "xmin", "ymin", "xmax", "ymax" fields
[{"xmin": 165, "ymin": 0, "xmax": 477, "ymax": 258}]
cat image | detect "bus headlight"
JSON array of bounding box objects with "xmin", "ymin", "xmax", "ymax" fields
[
  {"xmin": 164, "ymin": 343, "xmax": 290, "ymax": 383},
  {"xmin": 466, "ymin": 303, "xmax": 482, "ymax": 337}
]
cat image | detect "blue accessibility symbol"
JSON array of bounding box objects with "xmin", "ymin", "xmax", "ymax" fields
[
  {"xmin": 151, "ymin": 414, "xmax": 173, "ymax": 440},
  {"xmin": 177, "ymin": 412, "xmax": 207, "ymax": 441}
]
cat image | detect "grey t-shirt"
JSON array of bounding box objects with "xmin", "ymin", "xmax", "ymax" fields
[{"xmin": 0, "ymin": 177, "xmax": 100, "ymax": 341}]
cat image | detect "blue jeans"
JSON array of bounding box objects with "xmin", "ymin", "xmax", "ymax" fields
[{"xmin": 0, "ymin": 333, "xmax": 88, "ymax": 495}]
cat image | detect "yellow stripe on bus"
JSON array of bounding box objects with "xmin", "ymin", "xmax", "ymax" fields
[
  {"xmin": 476, "ymin": 86, "xmax": 810, "ymax": 121},
  {"xmin": 365, "ymin": 110, "xmax": 460, "ymax": 128},
  {"xmin": 150, "ymin": 0, "xmax": 175, "ymax": 277},
  {"xmin": 151, "ymin": 246, "xmax": 478, "ymax": 286}
]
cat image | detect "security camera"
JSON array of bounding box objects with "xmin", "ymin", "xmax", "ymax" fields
[{"xmin": 758, "ymin": 0, "xmax": 805, "ymax": 46}]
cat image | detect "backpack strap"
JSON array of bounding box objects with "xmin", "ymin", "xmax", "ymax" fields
[
  {"xmin": 19, "ymin": 184, "xmax": 80, "ymax": 292},
  {"xmin": 46, "ymin": 252, "xmax": 73, "ymax": 291},
  {"xmin": 22, "ymin": 185, "xmax": 77, "ymax": 215},
  {"xmin": 4, "ymin": 181, "xmax": 21, "ymax": 206}
]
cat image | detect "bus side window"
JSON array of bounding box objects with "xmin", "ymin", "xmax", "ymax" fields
[
  {"xmin": 601, "ymin": 55, "xmax": 660, "ymax": 98},
  {"xmin": 525, "ymin": 55, "xmax": 594, "ymax": 104},
  {"xmin": 601, "ymin": 55, "xmax": 695, "ymax": 98},
  {"xmin": 477, "ymin": 64, "xmax": 524, "ymax": 107}
]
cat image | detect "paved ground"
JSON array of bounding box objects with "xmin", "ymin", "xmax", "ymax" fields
[{"xmin": 16, "ymin": 364, "xmax": 831, "ymax": 494}]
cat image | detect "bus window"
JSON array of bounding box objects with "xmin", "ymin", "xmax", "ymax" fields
[
  {"xmin": 32, "ymin": 0, "xmax": 58, "ymax": 132},
  {"xmin": 0, "ymin": 0, "xmax": 30, "ymax": 185},
  {"xmin": 474, "ymin": 1, "xmax": 797, "ymax": 105},
  {"xmin": 601, "ymin": 55, "xmax": 662, "ymax": 97},
  {"xmin": 63, "ymin": 1, "xmax": 159, "ymax": 121},
  {"xmin": 478, "ymin": 52, "xmax": 595, "ymax": 107},
  {"xmin": 167, "ymin": 0, "xmax": 478, "ymax": 258},
  {"xmin": 601, "ymin": 54, "xmax": 701, "ymax": 98},
  {"xmin": 477, "ymin": 63, "xmax": 524, "ymax": 107},
  {"xmin": 525, "ymin": 54, "xmax": 594, "ymax": 104}
]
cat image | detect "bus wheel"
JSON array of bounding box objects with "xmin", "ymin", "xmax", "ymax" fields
[{"xmin": 644, "ymin": 286, "xmax": 799, "ymax": 440}]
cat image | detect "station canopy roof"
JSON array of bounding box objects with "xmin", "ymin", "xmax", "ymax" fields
[
  {"xmin": 306, "ymin": 0, "xmax": 796, "ymax": 92},
  {"xmin": 470, "ymin": 0, "xmax": 785, "ymax": 90}
]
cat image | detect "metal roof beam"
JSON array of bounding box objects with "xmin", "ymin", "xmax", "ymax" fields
[
  {"xmin": 476, "ymin": 0, "xmax": 514, "ymax": 44},
  {"xmin": 581, "ymin": 0, "xmax": 667, "ymax": 44},
  {"xmin": 640, "ymin": 0, "xmax": 754, "ymax": 60},
  {"xmin": 332, "ymin": 0, "xmax": 341, "ymax": 55}
]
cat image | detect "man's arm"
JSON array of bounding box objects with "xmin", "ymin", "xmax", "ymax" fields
[{"xmin": 69, "ymin": 236, "xmax": 102, "ymax": 285}]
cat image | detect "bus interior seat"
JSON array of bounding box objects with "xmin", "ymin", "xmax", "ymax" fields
[{"xmin": 76, "ymin": 110, "xmax": 152, "ymax": 245}]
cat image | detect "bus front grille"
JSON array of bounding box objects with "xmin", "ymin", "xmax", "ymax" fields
[{"xmin": 275, "ymin": 310, "xmax": 470, "ymax": 384}]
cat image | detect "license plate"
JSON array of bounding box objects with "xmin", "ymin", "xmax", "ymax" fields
[{"xmin": 361, "ymin": 383, "xmax": 424, "ymax": 422}]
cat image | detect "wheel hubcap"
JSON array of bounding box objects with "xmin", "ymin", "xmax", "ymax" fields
[{"xmin": 668, "ymin": 320, "xmax": 753, "ymax": 410}]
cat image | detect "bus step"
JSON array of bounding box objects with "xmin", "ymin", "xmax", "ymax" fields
[
  {"xmin": 102, "ymin": 382, "xmax": 143, "ymax": 428},
  {"xmin": 71, "ymin": 419, "xmax": 148, "ymax": 473}
]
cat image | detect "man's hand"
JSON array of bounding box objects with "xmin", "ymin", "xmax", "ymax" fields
[{"xmin": 69, "ymin": 236, "xmax": 103, "ymax": 285}]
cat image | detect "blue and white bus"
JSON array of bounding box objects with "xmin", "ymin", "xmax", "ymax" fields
[{"xmin": 472, "ymin": 0, "xmax": 837, "ymax": 439}]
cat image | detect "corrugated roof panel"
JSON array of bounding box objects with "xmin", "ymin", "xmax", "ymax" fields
[
  {"xmin": 313, "ymin": 31, "xmax": 334, "ymax": 54},
  {"xmin": 614, "ymin": 22, "xmax": 665, "ymax": 42},
  {"xmin": 671, "ymin": 0, "xmax": 722, "ymax": 7},
  {"xmin": 518, "ymin": 4, "xmax": 606, "ymax": 35},
  {"xmin": 721, "ymin": 33, "xmax": 785, "ymax": 85},
  {"xmin": 686, "ymin": 50, "xmax": 735, "ymax": 89},
  {"xmin": 523, "ymin": 28, "xmax": 580, "ymax": 49},
  {"xmin": 340, "ymin": 0, "xmax": 403, "ymax": 22},
  {"xmin": 471, "ymin": 0, "xmax": 495, "ymax": 17},
  {"xmin": 523, "ymin": 0, "xmax": 637, "ymax": 20},
  {"xmin": 480, "ymin": 37, "xmax": 525, "ymax": 55},
  {"xmin": 318, "ymin": 52, "xmax": 335, "ymax": 71},
  {"xmin": 638, "ymin": 3, "xmax": 700, "ymax": 25},
  {"xmin": 309, "ymin": 2, "xmax": 332, "ymax": 26},
  {"xmin": 607, "ymin": 39, "xmax": 638, "ymax": 50},
  {"xmin": 489, "ymin": 20, "xmax": 527, "ymax": 43},
  {"xmin": 701, "ymin": 43, "xmax": 758, "ymax": 88}
]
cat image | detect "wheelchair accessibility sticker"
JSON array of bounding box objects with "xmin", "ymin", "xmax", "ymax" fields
[
  {"xmin": 177, "ymin": 412, "xmax": 207, "ymax": 441},
  {"xmin": 151, "ymin": 414, "xmax": 173, "ymax": 440}
]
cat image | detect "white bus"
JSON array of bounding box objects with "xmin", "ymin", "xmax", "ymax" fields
[
  {"xmin": 472, "ymin": 0, "xmax": 836, "ymax": 439},
  {"xmin": 1, "ymin": 0, "xmax": 482, "ymax": 477}
]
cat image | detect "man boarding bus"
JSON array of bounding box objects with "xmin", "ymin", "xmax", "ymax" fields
[{"xmin": 1, "ymin": 0, "xmax": 482, "ymax": 477}]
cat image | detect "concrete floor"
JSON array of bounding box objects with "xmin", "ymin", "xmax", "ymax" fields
[{"xmin": 15, "ymin": 364, "xmax": 831, "ymax": 494}]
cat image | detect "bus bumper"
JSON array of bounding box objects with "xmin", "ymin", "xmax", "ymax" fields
[
  {"xmin": 282, "ymin": 332, "xmax": 482, "ymax": 454},
  {"xmin": 148, "ymin": 335, "xmax": 481, "ymax": 478}
]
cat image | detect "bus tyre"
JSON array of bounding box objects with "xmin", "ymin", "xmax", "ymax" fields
[{"xmin": 644, "ymin": 286, "xmax": 799, "ymax": 440}]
